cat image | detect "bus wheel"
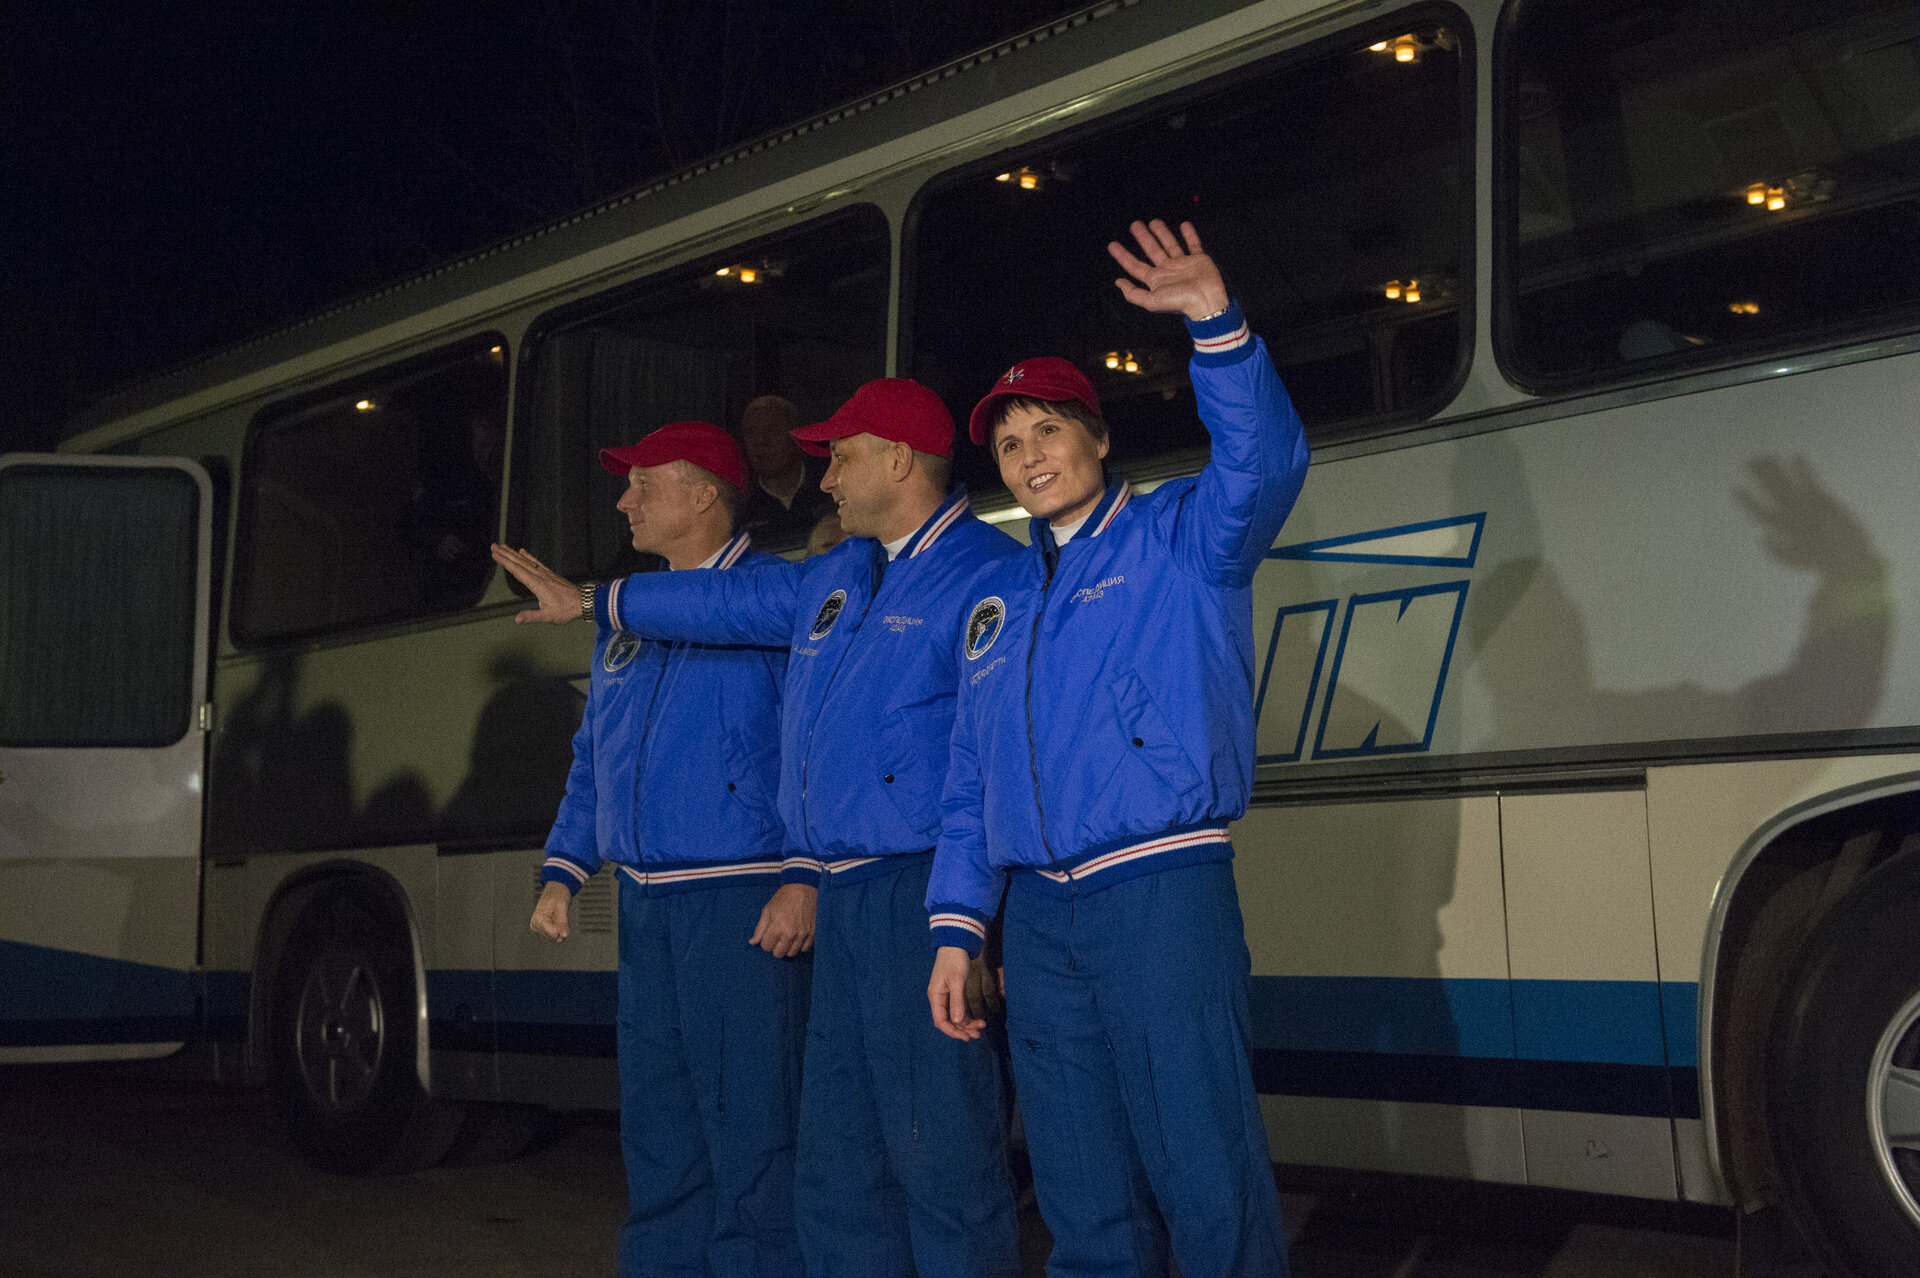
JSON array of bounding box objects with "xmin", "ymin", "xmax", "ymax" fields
[
  {"xmin": 265, "ymin": 888, "xmax": 459, "ymax": 1173},
  {"xmin": 1768, "ymin": 843, "xmax": 1920, "ymax": 1275}
]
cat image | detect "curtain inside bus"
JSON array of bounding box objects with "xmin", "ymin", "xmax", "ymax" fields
[{"xmin": 0, "ymin": 466, "xmax": 198, "ymax": 747}]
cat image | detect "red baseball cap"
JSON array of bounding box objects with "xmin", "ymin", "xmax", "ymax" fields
[
  {"xmin": 967, "ymin": 357, "xmax": 1103, "ymax": 446},
  {"xmin": 790, "ymin": 379, "xmax": 953, "ymax": 458},
  {"xmin": 599, "ymin": 421, "xmax": 749, "ymax": 491}
]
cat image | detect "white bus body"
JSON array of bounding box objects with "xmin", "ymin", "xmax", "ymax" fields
[{"xmin": 4, "ymin": 0, "xmax": 1916, "ymax": 1265}]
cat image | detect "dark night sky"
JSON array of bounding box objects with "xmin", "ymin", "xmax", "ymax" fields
[{"xmin": 0, "ymin": 1, "xmax": 1080, "ymax": 452}]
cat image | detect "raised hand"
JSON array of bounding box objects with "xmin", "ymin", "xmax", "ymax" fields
[
  {"xmin": 490, "ymin": 543, "xmax": 583, "ymax": 624},
  {"xmin": 1109, "ymin": 219, "xmax": 1230, "ymax": 322}
]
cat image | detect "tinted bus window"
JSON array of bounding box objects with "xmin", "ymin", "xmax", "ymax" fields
[
  {"xmin": 234, "ymin": 339, "xmax": 508, "ymax": 644},
  {"xmin": 1503, "ymin": 0, "xmax": 1920, "ymax": 387},
  {"xmin": 515, "ymin": 206, "xmax": 890, "ymax": 573},
  {"xmin": 908, "ymin": 13, "xmax": 1470, "ymax": 494},
  {"xmin": 0, "ymin": 466, "xmax": 199, "ymax": 747}
]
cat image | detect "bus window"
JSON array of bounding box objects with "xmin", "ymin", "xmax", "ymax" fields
[
  {"xmin": 0, "ymin": 465, "xmax": 199, "ymax": 746},
  {"xmin": 1501, "ymin": 0, "xmax": 1920, "ymax": 388},
  {"xmin": 905, "ymin": 10, "xmax": 1471, "ymax": 494},
  {"xmin": 513, "ymin": 205, "xmax": 890, "ymax": 572},
  {"xmin": 233, "ymin": 338, "xmax": 508, "ymax": 644}
]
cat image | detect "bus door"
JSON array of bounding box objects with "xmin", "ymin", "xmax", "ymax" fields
[{"xmin": 0, "ymin": 455, "xmax": 214, "ymax": 1062}]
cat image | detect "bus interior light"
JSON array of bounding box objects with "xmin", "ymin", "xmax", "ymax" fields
[
  {"xmin": 355, "ymin": 399, "xmax": 376, "ymax": 411},
  {"xmin": 1369, "ymin": 41, "xmax": 1388, "ymax": 52},
  {"xmin": 716, "ymin": 266, "xmax": 732, "ymax": 276},
  {"xmin": 1105, "ymin": 353, "xmax": 1120, "ymax": 369},
  {"xmin": 739, "ymin": 268, "xmax": 758, "ymax": 283},
  {"xmin": 996, "ymin": 172, "xmax": 1011, "ymax": 182},
  {"xmin": 1384, "ymin": 281, "xmax": 1402, "ymax": 300},
  {"xmin": 1729, "ymin": 301, "xmax": 1760, "ymax": 315},
  {"xmin": 1404, "ymin": 289, "xmax": 1420, "ymax": 303},
  {"xmin": 1395, "ymin": 37, "xmax": 1418, "ymax": 62},
  {"xmin": 1123, "ymin": 355, "xmax": 1139, "ymax": 373}
]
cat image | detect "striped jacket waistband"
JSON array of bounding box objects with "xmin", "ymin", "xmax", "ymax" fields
[
  {"xmin": 1030, "ymin": 826, "xmax": 1231, "ymax": 885},
  {"xmin": 613, "ymin": 857, "xmax": 784, "ymax": 889}
]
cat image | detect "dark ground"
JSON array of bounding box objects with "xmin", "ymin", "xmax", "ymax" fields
[{"xmin": 0, "ymin": 1065, "xmax": 1739, "ymax": 1277}]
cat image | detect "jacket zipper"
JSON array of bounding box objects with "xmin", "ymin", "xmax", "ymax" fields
[
  {"xmin": 629, "ymin": 642, "xmax": 677, "ymax": 864},
  {"xmin": 1023, "ymin": 543, "xmax": 1068, "ymax": 880}
]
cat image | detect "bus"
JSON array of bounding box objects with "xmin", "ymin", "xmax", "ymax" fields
[{"xmin": 4, "ymin": 0, "xmax": 1916, "ymax": 1268}]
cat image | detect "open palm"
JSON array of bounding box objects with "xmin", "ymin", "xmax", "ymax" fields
[{"xmin": 1108, "ymin": 218, "xmax": 1230, "ymax": 321}]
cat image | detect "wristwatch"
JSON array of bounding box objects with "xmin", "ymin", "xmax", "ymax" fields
[{"xmin": 580, "ymin": 582, "xmax": 596, "ymax": 622}]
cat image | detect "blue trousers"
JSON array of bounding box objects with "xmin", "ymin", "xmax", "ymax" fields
[
  {"xmin": 794, "ymin": 852, "xmax": 1021, "ymax": 1277},
  {"xmin": 1002, "ymin": 860, "xmax": 1288, "ymax": 1278},
  {"xmin": 617, "ymin": 876, "xmax": 806, "ymax": 1278}
]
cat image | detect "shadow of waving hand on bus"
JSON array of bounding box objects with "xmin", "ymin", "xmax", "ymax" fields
[
  {"xmin": 1731, "ymin": 455, "xmax": 1890, "ymax": 734},
  {"xmin": 1467, "ymin": 448, "xmax": 1890, "ymax": 750}
]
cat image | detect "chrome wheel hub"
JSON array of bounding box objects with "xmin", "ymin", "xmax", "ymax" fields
[
  {"xmin": 294, "ymin": 953, "xmax": 385, "ymax": 1111},
  {"xmin": 1867, "ymin": 989, "xmax": 1920, "ymax": 1231}
]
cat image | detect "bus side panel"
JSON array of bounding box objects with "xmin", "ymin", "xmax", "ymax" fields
[
  {"xmin": 1250, "ymin": 350, "xmax": 1917, "ymax": 774},
  {"xmin": 1233, "ymin": 798, "xmax": 1527, "ymax": 1183},
  {"xmin": 1501, "ymin": 789, "xmax": 1675, "ymax": 1200}
]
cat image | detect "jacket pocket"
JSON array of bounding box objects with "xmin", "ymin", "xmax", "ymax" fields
[
  {"xmin": 1107, "ymin": 668, "xmax": 1203, "ymax": 797},
  {"xmin": 876, "ymin": 703, "xmax": 946, "ymax": 838},
  {"xmin": 721, "ymin": 731, "xmax": 777, "ymax": 814}
]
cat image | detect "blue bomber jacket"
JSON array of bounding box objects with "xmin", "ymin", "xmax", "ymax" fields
[
  {"xmin": 541, "ymin": 531, "xmax": 792, "ymax": 894},
  {"xmin": 926, "ymin": 304, "xmax": 1311, "ymax": 955},
  {"xmin": 604, "ymin": 488, "xmax": 1021, "ymax": 886}
]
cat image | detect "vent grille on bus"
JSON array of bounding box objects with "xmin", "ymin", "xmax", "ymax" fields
[{"xmin": 535, "ymin": 867, "xmax": 615, "ymax": 935}]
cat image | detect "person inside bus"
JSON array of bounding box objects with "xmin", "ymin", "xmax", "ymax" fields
[
  {"xmin": 409, "ymin": 405, "xmax": 504, "ymax": 609},
  {"xmin": 738, "ymin": 393, "xmax": 835, "ymax": 545},
  {"xmin": 925, "ymin": 218, "xmax": 1310, "ymax": 1277},
  {"xmin": 520, "ymin": 421, "xmax": 813, "ymax": 1278},
  {"xmin": 492, "ymin": 384, "xmax": 1024, "ymax": 1276}
]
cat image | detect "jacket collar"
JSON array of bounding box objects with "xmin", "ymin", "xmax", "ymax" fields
[
  {"xmin": 713, "ymin": 528, "xmax": 752, "ymax": 570},
  {"xmin": 1030, "ymin": 476, "xmax": 1132, "ymax": 553},
  {"xmin": 900, "ymin": 486, "xmax": 972, "ymax": 560}
]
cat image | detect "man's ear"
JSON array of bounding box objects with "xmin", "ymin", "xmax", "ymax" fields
[
  {"xmin": 890, "ymin": 439, "xmax": 914, "ymax": 481},
  {"xmin": 689, "ymin": 481, "xmax": 719, "ymax": 515}
]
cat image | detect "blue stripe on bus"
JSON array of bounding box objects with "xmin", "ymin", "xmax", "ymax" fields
[
  {"xmin": 1247, "ymin": 976, "xmax": 1700, "ymax": 1069},
  {"xmin": 1511, "ymin": 979, "xmax": 1666, "ymax": 1066},
  {"xmin": 1662, "ymin": 981, "xmax": 1699, "ymax": 1068},
  {"xmin": 0, "ymin": 939, "xmax": 195, "ymax": 1045},
  {"xmin": 1247, "ymin": 974, "xmax": 1515, "ymax": 1057}
]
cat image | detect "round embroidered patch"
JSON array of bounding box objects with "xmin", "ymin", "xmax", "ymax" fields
[
  {"xmin": 965, "ymin": 596, "xmax": 1006, "ymax": 661},
  {"xmin": 809, "ymin": 589, "xmax": 848, "ymax": 641},
  {"xmin": 602, "ymin": 630, "xmax": 642, "ymax": 672}
]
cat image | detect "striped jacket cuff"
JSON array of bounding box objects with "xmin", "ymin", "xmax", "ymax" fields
[
  {"xmin": 928, "ymin": 904, "xmax": 990, "ymax": 958},
  {"xmin": 601, "ymin": 577, "xmax": 625, "ymax": 633},
  {"xmin": 780, "ymin": 855, "xmax": 824, "ymax": 888},
  {"xmin": 541, "ymin": 856, "xmax": 594, "ymax": 893},
  {"xmin": 1187, "ymin": 300, "xmax": 1253, "ymax": 366}
]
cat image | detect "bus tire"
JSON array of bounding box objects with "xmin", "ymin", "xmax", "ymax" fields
[
  {"xmin": 1767, "ymin": 844, "xmax": 1920, "ymax": 1276},
  {"xmin": 264, "ymin": 887, "xmax": 460, "ymax": 1174}
]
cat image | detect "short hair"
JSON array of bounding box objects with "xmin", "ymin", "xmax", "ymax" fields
[
  {"xmin": 742, "ymin": 394, "xmax": 799, "ymax": 427},
  {"xmin": 985, "ymin": 394, "xmax": 1108, "ymax": 448},
  {"xmin": 913, "ymin": 449, "xmax": 952, "ymax": 493},
  {"xmin": 674, "ymin": 460, "xmax": 744, "ymax": 530}
]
